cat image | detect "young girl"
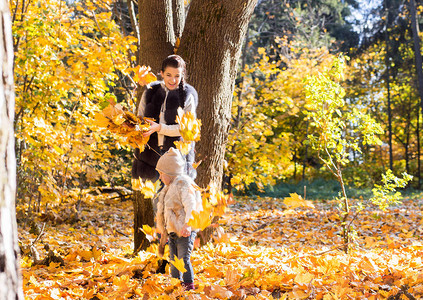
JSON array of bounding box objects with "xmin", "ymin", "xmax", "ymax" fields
[
  {"xmin": 155, "ymin": 148, "xmax": 202, "ymax": 291},
  {"xmin": 132, "ymin": 55, "xmax": 198, "ymax": 182}
]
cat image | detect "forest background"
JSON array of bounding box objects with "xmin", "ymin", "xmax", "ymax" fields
[
  {"xmin": 13, "ymin": 0, "xmax": 423, "ymax": 206},
  {"xmin": 8, "ymin": 0, "xmax": 423, "ymax": 299}
]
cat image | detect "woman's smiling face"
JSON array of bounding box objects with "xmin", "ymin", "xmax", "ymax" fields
[{"xmin": 161, "ymin": 66, "xmax": 183, "ymax": 90}]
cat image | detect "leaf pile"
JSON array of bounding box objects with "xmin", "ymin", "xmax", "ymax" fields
[{"xmin": 19, "ymin": 193, "xmax": 423, "ymax": 299}]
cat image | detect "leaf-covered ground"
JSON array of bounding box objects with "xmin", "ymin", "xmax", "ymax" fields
[{"xmin": 19, "ymin": 192, "xmax": 423, "ymax": 299}]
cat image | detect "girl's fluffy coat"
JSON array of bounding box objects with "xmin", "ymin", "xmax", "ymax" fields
[{"xmin": 156, "ymin": 175, "xmax": 202, "ymax": 237}]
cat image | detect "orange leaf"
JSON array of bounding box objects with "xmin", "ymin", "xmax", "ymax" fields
[{"xmin": 133, "ymin": 65, "xmax": 157, "ymax": 86}]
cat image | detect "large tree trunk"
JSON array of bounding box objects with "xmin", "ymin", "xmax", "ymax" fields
[
  {"xmin": 133, "ymin": 192, "xmax": 154, "ymax": 253},
  {"xmin": 384, "ymin": 0, "xmax": 393, "ymax": 170},
  {"xmin": 0, "ymin": 0, "xmax": 24, "ymax": 298},
  {"xmin": 133, "ymin": 0, "xmax": 177, "ymax": 252},
  {"xmin": 134, "ymin": 0, "xmax": 257, "ymax": 249},
  {"xmin": 179, "ymin": 0, "xmax": 257, "ymax": 188},
  {"xmin": 138, "ymin": 0, "xmax": 176, "ymax": 72},
  {"xmin": 410, "ymin": 0, "xmax": 423, "ymax": 189},
  {"xmin": 410, "ymin": 0, "xmax": 423, "ymax": 117},
  {"xmin": 417, "ymin": 105, "xmax": 421, "ymax": 189}
]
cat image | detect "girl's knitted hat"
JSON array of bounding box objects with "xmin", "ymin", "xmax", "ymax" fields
[{"xmin": 156, "ymin": 148, "xmax": 185, "ymax": 176}]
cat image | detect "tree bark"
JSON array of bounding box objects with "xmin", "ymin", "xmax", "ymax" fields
[
  {"xmin": 127, "ymin": 0, "xmax": 140, "ymax": 48},
  {"xmin": 133, "ymin": 192, "xmax": 154, "ymax": 253},
  {"xmin": 417, "ymin": 105, "xmax": 421, "ymax": 189},
  {"xmin": 0, "ymin": 0, "xmax": 24, "ymax": 297},
  {"xmin": 172, "ymin": 0, "xmax": 185, "ymax": 39},
  {"xmin": 384, "ymin": 0, "xmax": 393, "ymax": 170},
  {"xmin": 410, "ymin": 0, "xmax": 423, "ymax": 117},
  {"xmin": 138, "ymin": 0, "xmax": 175, "ymax": 72},
  {"xmin": 179, "ymin": 0, "xmax": 258, "ymax": 188},
  {"xmin": 133, "ymin": 0, "xmax": 177, "ymax": 251}
]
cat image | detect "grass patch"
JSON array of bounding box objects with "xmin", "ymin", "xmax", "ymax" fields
[{"xmin": 241, "ymin": 178, "xmax": 375, "ymax": 200}]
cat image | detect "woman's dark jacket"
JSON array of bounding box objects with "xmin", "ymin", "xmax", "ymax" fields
[{"xmin": 132, "ymin": 81, "xmax": 198, "ymax": 181}]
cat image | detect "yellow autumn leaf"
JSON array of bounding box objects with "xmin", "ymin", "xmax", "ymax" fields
[
  {"xmin": 294, "ymin": 272, "xmax": 314, "ymax": 285},
  {"xmin": 171, "ymin": 255, "xmax": 187, "ymax": 273},
  {"xmin": 141, "ymin": 180, "xmax": 161, "ymax": 199},
  {"xmin": 95, "ymin": 101, "xmax": 151, "ymax": 151},
  {"xmin": 140, "ymin": 224, "xmax": 155, "ymax": 242},
  {"xmin": 78, "ymin": 249, "xmax": 93, "ymax": 261},
  {"xmin": 142, "ymin": 277, "xmax": 164, "ymax": 294},
  {"xmin": 173, "ymin": 140, "xmax": 191, "ymax": 155},
  {"xmin": 188, "ymin": 209, "xmax": 212, "ymax": 231},
  {"xmin": 132, "ymin": 179, "xmax": 160, "ymax": 199},
  {"xmin": 53, "ymin": 145, "xmax": 64, "ymax": 155},
  {"xmin": 283, "ymin": 193, "xmax": 315, "ymax": 209},
  {"xmin": 112, "ymin": 114, "xmax": 126, "ymax": 125},
  {"xmin": 29, "ymin": 275, "xmax": 38, "ymax": 286},
  {"xmin": 174, "ymin": 37, "xmax": 180, "ymax": 54},
  {"xmin": 131, "ymin": 178, "xmax": 144, "ymax": 191},
  {"xmin": 133, "ymin": 65, "xmax": 157, "ymax": 86},
  {"xmin": 113, "ymin": 274, "xmax": 130, "ymax": 288},
  {"xmin": 192, "ymin": 160, "xmax": 202, "ymax": 169},
  {"xmin": 92, "ymin": 112, "xmax": 110, "ymax": 127},
  {"xmin": 102, "ymin": 102, "xmax": 121, "ymax": 119},
  {"xmin": 176, "ymin": 108, "xmax": 201, "ymax": 142}
]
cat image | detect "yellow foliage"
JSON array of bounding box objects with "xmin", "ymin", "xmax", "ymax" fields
[
  {"xmin": 12, "ymin": 0, "xmax": 138, "ymax": 205},
  {"xmin": 188, "ymin": 209, "xmax": 212, "ymax": 231},
  {"xmin": 188, "ymin": 184, "xmax": 233, "ymax": 231},
  {"xmin": 227, "ymin": 43, "xmax": 340, "ymax": 191},
  {"xmin": 173, "ymin": 140, "xmax": 192, "ymax": 155}
]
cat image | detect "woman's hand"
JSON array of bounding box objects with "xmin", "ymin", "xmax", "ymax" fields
[
  {"xmin": 180, "ymin": 224, "xmax": 192, "ymax": 237},
  {"xmin": 143, "ymin": 119, "xmax": 161, "ymax": 137}
]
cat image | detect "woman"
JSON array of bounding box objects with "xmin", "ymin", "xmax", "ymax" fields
[{"xmin": 132, "ymin": 55, "xmax": 198, "ymax": 181}]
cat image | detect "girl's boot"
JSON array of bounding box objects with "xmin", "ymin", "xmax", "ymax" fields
[{"xmin": 182, "ymin": 282, "xmax": 195, "ymax": 291}]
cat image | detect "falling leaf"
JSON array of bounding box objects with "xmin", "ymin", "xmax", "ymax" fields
[
  {"xmin": 174, "ymin": 37, "xmax": 180, "ymax": 54},
  {"xmin": 188, "ymin": 209, "xmax": 212, "ymax": 231},
  {"xmin": 176, "ymin": 108, "xmax": 201, "ymax": 142},
  {"xmin": 192, "ymin": 160, "xmax": 202, "ymax": 169},
  {"xmin": 173, "ymin": 140, "xmax": 191, "ymax": 155},
  {"xmin": 132, "ymin": 178, "xmax": 160, "ymax": 199},
  {"xmin": 171, "ymin": 255, "xmax": 187, "ymax": 273},
  {"xmin": 140, "ymin": 224, "xmax": 155, "ymax": 242},
  {"xmin": 141, "ymin": 180, "xmax": 160, "ymax": 199},
  {"xmin": 133, "ymin": 65, "xmax": 157, "ymax": 86}
]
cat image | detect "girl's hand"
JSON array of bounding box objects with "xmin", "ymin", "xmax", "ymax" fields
[
  {"xmin": 181, "ymin": 224, "xmax": 192, "ymax": 237},
  {"xmin": 143, "ymin": 119, "xmax": 161, "ymax": 137}
]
